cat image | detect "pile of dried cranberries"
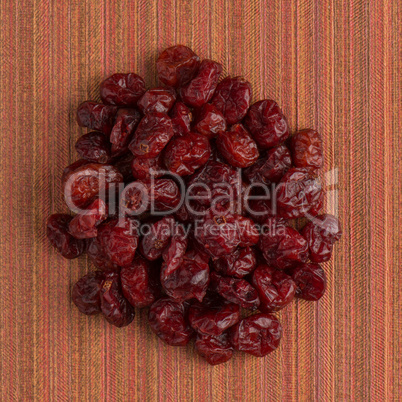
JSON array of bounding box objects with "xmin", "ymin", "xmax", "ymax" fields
[{"xmin": 46, "ymin": 45, "xmax": 342, "ymax": 365}]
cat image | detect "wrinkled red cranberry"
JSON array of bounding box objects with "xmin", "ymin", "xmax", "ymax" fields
[
  {"xmin": 180, "ymin": 59, "xmax": 223, "ymax": 107},
  {"xmin": 75, "ymin": 132, "xmax": 111, "ymax": 164},
  {"xmin": 163, "ymin": 132, "xmax": 211, "ymax": 176},
  {"xmin": 244, "ymin": 144, "xmax": 292, "ymax": 184},
  {"xmin": 100, "ymin": 271, "xmax": 135, "ymax": 327},
  {"xmin": 246, "ymin": 198, "xmax": 274, "ymax": 223},
  {"xmin": 129, "ymin": 113, "xmax": 174, "ymax": 159},
  {"xmin": 137, "ymin": 87, "xmax": 176, "ymax": 114},
  {"xmin": 76, "ymin": 101, "xmax": 118, "ymax": 135},
  {"xmin": 120, "ymin": 255, "xmax": 161, "ymax": 308},
  {"xmin": 213, "ymin": 247, "xmax": 257, "ymax": 278},
  {"xmin": 162, "ymin": 224, "xmax": 188, "ymax": 273},
  {"xmin": 100, "ymin": 73, "xmax": 146, "ymax": 106},
  {"xmin": 86, "ymin": 236, "xmax": 120, "ymax": 271},
  {"xmin": 193, "ymin": 103, "xmax": 226, "ymax": 138},
  {"xmin": 291, "ymin": 129, "xmax": 324, "ymax": 169},
  {"xmin": 259, "ymin": 217, "xmax": 308, "ymax": 269},
  {"xmin": 156, "ymin": 45, "xmax": 200, "ymax": 87},
  {"xmin": 147, "ymin": 178, "xmax": 182, "ymax": 212},
  {"xmin": 244, "ymin": 99, "xmax": 289, "ymax": 149},
  {"xmin": 169, "ymin": 102, "xmax": 192, "ymax": 137},
  {"xmin": 235, "ymin": 215, "xmax": 260, "ymax": 246},
  {"xmin": 216, "ymin": 124, "xmax": 259, "ymax": 168},
  {"xmin": 229, "ymin": 313, "xmax": 282, "ymax": 357},
  {"xmin": 131, "ymin": 154, "xmax": 164, "ymax": 181},
  {"xmin": 276, "ymin": 168, "xmax": 323, "ymax": 219},
  {"xmin": 196, "ymin": 333, "xmax": 233, "ymax": 365},
  {"xmin": 68, "ymin": 198, "xmax": 108, "ymax": 239},
  {"xmin": 112, "ymin": 152, "xmax": 135, "ymax": 182},
  {"xmin": 46, "ymin": 214, "xmax": 85, "ymax": 259},
  {"xmin": 98, "ymin": 218, "xmax": 139, "ymax": 267},
  {"xmin": 211, "ymin": 77, "xmax": 252, "ymax": 125},
  {"xmin": 148, "ymin": 298, "xmax": 194, "ymax": 346},
  {"xmin": 72, "ymin": 271, "xmax": 105, "ymax": 315},
  {"xmin": 252, "ymin": 264, "xmax": 296, "ymax": 312},
  {"xmin": 291, "ymin": 263, "xmax": 327, "ymax": 301},
  {"xmin": 301, "ymin": 214, "xmax": 342, "ymax": 263}
]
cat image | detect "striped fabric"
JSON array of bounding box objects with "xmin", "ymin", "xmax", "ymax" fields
[{"xmin": 0, "ymin": 0, "xmax": 400, "ymax": 400}]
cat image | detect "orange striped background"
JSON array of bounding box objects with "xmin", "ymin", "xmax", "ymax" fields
[{"xmin": 0, "ymin": 0, "xmax": 400, "ymax": 400}]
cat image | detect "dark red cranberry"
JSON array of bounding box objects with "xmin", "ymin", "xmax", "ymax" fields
[
  {"xmin": 76, "ymin": 101, "xmax": 118, "ymax": 135},
  {"xmin": 137, "ymin": 87, "xmax": 176, "ymax": 114},
  {"xmin": 290, "ymin": 129, "xmax": 324, "ymax": 169},
  {"xmin": 246, "ymin": 199, "xmax": 274, "ymax": 223},
  {"xmin": 112, "ymin": 152, "xmax": 135, "ymax": 182},
  {"xmin": 162, "ymin": 223, "xmax": 188, "ymax": 271},
  {"xmin": 75, "ymin": 132, "xmax": 111, "ymax": 164},
  {"xmin": 196, "ymin": 333, "xmax": 233, "ymax": 365},
  {"xmin": 291, "ymin": 263, "xmax": 327, "ymax": 301},
  {"xmin": 169, "ymin": 102, "xmax": 192, "ymax": 137},
  {"xmin": 213, "ymin": 247, "xmax": 257, "ymax": 278},
  {"xmin": 193, "ymin": 103, "xmax": 226, "ymax": 138},
  {"xmin": 72, "ymin": 271, "xmax": 105, "ymax": 315},
  {"xmin": 86, "ymin": 236, "xmax": 120, "ymax": 271},
  {"xmin": 131, "ymin": 154, "xmax": 164, "ymax": 181},
  {"xmin": 235, "ymin": 216, "xmax": 260, "ymax": 246}
]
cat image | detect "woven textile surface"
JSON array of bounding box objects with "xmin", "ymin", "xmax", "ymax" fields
[{"xmin": 0, "ymin": 0, "xmax": 400, "ymax": 400}]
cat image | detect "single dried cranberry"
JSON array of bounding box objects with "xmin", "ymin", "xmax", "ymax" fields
[
  {"xmin": 46, "ymin": 214, "xmax": 85, "ymax": 259},
  {"xmin": 137, "ymin": 87, "xmax": 176, "ymax": 114},
  {"xmin": 210, "ymin": 272, "xmax": 260, "ymax": 310},
  {"xmin": 291, "ymin": 129, "xmax": 324, "ymax": 169},
  {"xmin": 61, "ymin": 159, "xmax": 90, "ymax": 185},
  {"xmin": 180, "ymin": 59, "xmax": 222, "ymax": 107},
  {"xmin": 291, "ymin": 263, "xmax": 327, "ymax": 301},
  {"xmin": 147, "ymin": 178, "xmax": 182, "ymax": 212},
  {"xmin": 244, "ymin": 144, "xmax": 292, "ymax": 184},
  {"xmin": 100, "ymin": 73, "xmax": 146, "ymax": 106},
  {"xmin": 148, "ymin": 298, "xmax": 194, "ymax": 346},
  {"xmin": 140, "ymin": 216, "xmax": 174, "ymax": 261},
  {"xmin": 156, "ymin": 45, "xmax": 200, "ymax": 87},
  {"xmin": 162, "ymin": 224, "xmax": 188, "ymax": 273},
  {"xmin": 259, "ymin": 217, "xmax": 308, "ymax": 269},
  {"xmin": 75, "ymin": 132, "xmax": 111, "ymax": 164},
  {"xmin": 72, "ymin": 271, "xmax": 105, "ymax": 315},
  {"xmin": 188, "ymin": 301, "xmax": 240, "ymax": 336},
  {"xmin": 131, "ymin": 154, "xmax": 164, "ymax": 181},
  {"xmin": 244, "ymin": 99, "xmax": 289, "ymax": 149},
  {"xmin": 213, "ymin": 247, "xmax": 257, "ymax": 278},
  {"xmin": 68, "ymin": 198, "xmax": 108, "ymax": 239},
  {"xmin": 229, "ymin": 313, "xmax": 282, "ymax": 357},
  {"xmin": 161, "ymin": 250, "xmax": 209, "ymax": 302},
  {"xmin": 110, "ymin": 108, "xmax": 142, "ymax": 157},
  {"xmin": 276, "ymin": 168, "xmax": 323, "ymax": 219},
  {"xmin": 193, "ymin": 103, "xmax": 226, "ymax": 139},
  {"xmin": 216, "ymin": 124, "xmax": 259, "ymax": 168},
  {"xmin": 100, "ymin": 271, "xmax": 135, "ymax": 327},
  {"xmin": 235, "ymin": 216, "xmax": 260, "ymax": 246},
  {"xmin": 163, "ymin": 132, "xmax": 211, "ymax": 176},
  {"xmin": 98, "ymin": 218, "xmax": 139, "ymax": 267},
  {"xmin": 301, "ymin": 214, "xmax": 342, "ymax": 263},
  {"xmin": 120, "ymin": 255, "xmax": 161, "ymax": 308},
  {"xmin": 169, "ymin": 102, "xmax": 192, "ymax": 137},
  {"xmin": 86, "ymin": 236, "xmax": 120, "ymax": 271},
  {"xmin": 76, "ymin": 101, "xmax": 118, "ymax": 135},
  {"xmin": 129, "ymin": 113, "xmax": 174, "ymax": 159},
  {"xmin": 252, "ymin": 264, "xmax": 296, "ymax": 312},
  {"xmin": 211, "ymin": 76, "xmax": 252, "ymax": 125},
  {"xmin": 62, "ymin": 163, "xmax": 123, "ymax": 209},
  {"xmin": 112, "ymin": 152, "xmax": 135, "ymax": 182},
  {"xmin": 196, "ymin": 333, "xmax": 233, "ymax": 365},
  {"xmin": 246, "ymin": 198, "xmax": 274, "ymax": 223}
]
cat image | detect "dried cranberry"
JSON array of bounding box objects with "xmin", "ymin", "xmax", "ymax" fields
[
  {"xmin": 68, "ymin": 198, "xmax": 108, "ymax": 239},
  {"xmin": 210, "ymin": 272, "xmax": 260, "ymax": 310},
  {"xmin": 259, "ymin": 217, "xmax": 308, "ymax": 269},
  {"xmin": 180, "ymin": 59, "xmax": 223, "ymax": 107},
  {"xmin": 100, "ymin": 73, "xmax": 146, "ymax": 106},
  {"xmin": 193, "ymin": 104, "xmax": 226, "ymax": 139},
  {"xmin": 169, "ymin": 102, "xmax": 192, "ymax": 137},
  {"xmin": 244, "ymin": 144, "xmax": 292, "ymax": 184},
  {"xmin": 235, "ymin": 216, "xmax": 260, "ymax": 246},
  {"xmin": 196, "ymin": 333, "xmax": 233, "ymax": 365},
  {"xmin": 276, "ymin": 168, "xmax": 323, "ymax": 219},
  {"xmin": 112, "ymin": 152, "xmax": 135, "ymax": 182},
  {"xmin": 140, "ymin": 216, "xmax": 174, "ymax": 261},
  {"xmin": 75, "ymin": 132, "xmax": 111, "ymax": 164},
  {"xmin": 211, "ymin": 76, "xmax": 252, "ymax": 125},
  {"xmin": 162, "ymin": 224, "xmax": 188, "ymax": 273},
  {"xmin": 252, "ymin": 264, "xmax": 296, "ymax": 312},
  {"xmin": 156, "ymin": 45, "xmax": 200, "ymax": 87},
  {"xmin": 100, "ymin": 271, "xmax": 135, "ymax": 327},
  {"xmin": 291, "ymin": 129, "xmax": 324, "ymax": 169},
  {"xmin": 61, "ymin": 159, "xmax": 90, "ymax": 185},
  {"xmin": 246, "ymin": 199, "xmax": 274, "ymax": 223},
  {"xmin": 163, "ymin": 132, "xmax": 211, "ymax": 176},
  {"xmin": 46, "ymin": 214, "xmax": 85, "ymax": 259},
  {"xmin": 173, "ymin": 200, "xmax": 208, "ymax": 223},
  {"xmin": 301, "ymin": 214, "xmax": 342, "ymax": 263},
  {"xmin": 216, "ymin": 124, "xmax": 259, "ymax": 168},
  {"xmin": 86, "ymin": 236, "xmax": 120, "ymax": 271},
  {"xmin": 291, "ymin": 263, "xmax": 327, "ymax": 301},
  {"xmin": 148, "ymin": 298, "xmax": 194, "ymax": 346},
  {"xmin": 137, "ymin": 87, "xmax": 176, "ymax": 114},
  {"xmin": 98, "ymin": 218, "xmax": 139, "ymax": 267},
  {"xmin": 229, "ymin": 313, "xmax": 282, "ymax": 357},
  {"xmin": 129, "ymin": 113, "xmax": 174, "ymax": 159},
  {"xmin": 148, "ymin": 178, "xmax": 182, "ymax": 212},
  {"xmin": 72, "ymin": 271, "xmax": 105, "ymax": 315},
  {"xmin": 76, "ymin": 101, "xmax": 118, "ymax": 135},
  {"xmin": 120, "ymin": 255, "xmax": 161, "ymax": 308},
  {"xmin": 131, "ymin": 154, "xmax": 164, "ymax": 181},
  {"xmin": 213, "ymin": 247, "xmax": 257, "ymax": 278}
]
